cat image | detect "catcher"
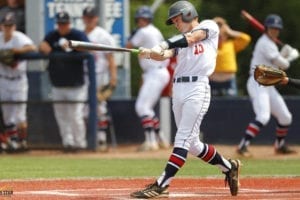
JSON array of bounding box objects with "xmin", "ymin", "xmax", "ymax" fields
[
  {"xmin": 0, "ymin": 12, "xmax": 37, "ymax": 152},
  {"xmin": 254, "ymin": 64, "xmax": 300, "ymax": 89},
  {"xmin": 237, "ymin": 14, "xmax": 299, "ymax": 157}
]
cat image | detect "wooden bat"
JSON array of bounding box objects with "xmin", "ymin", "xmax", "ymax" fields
[
  {"xmin": 241, "ymin": 10, "xmax": 284, "ymax": 46},
  {"xmin": 69, "ymin": 40, "xmax": 140, "ymax": 54}
]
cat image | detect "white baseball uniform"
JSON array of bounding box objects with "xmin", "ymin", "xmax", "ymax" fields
[
  {"xmin": 84, "ymin": 26, "xmax": 117, "ymax": 145},
  {"xmin": 0, "ymin": 31, "xmax": 33, "ymax": 127},
  {"xmin": 129, "ymin": 24, "xmax": 170, "ymax": 118},
  {"xmin": 85, "ymin": 26, "xmax": 116, "ymax": 115},
  {"xmin": 171, "ymin": 20, "xmax": 219, "ymax": 153},
  {"xmin": 247, "ymin": 34, "xmax": 292, "ymax": 126}
]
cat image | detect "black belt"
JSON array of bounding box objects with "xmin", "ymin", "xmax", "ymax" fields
[
  {"xmin": 173, "ymin": 76, "xmax": 198, "ymax": 83},
  {"xmin": 0, "ymin": 74, "xmax": 21, "ymax": 80}
]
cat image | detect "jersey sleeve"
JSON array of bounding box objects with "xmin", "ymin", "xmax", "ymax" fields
[
  {"xmin": 197, "ymin": 20, "xmax": 219, "ymax": 41},
  {"xmin": 260, "ymin": 41, "xmax": 280, "ymax": 61},
  {"xmin": 129, "ymin": 28, "xmax": 145, "ymax": 47}
]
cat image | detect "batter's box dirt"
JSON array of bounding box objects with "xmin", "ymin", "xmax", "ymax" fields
[{"xmin": 1, "ymin": 177, "xmax": 300, "ymax": 199}]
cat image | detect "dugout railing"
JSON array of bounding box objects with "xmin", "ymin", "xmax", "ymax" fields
[{"xmin": 0, "ymin": 52, "xmax": 98, "ymax": 150}]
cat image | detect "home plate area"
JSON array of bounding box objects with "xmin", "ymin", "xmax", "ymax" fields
[{"xmin": 2, "ymin": 177, "xmax": 300, "ymax": 199}]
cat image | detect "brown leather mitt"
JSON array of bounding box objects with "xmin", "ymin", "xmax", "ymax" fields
[
  {"xmin": 254, "ymin": 65, "xmax": 287, "ymax": 86},
  {"xmin": 0, "ymin": 49, "xmax": 15, "ymax": 66},
  {"xmin": 97, "ymin": 84, "xmax": 115, "ymax": 101}
]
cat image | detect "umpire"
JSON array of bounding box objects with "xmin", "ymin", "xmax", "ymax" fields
[{"xmin": 39, "ymin": 11, "xmax": 89, "ymax": 152}]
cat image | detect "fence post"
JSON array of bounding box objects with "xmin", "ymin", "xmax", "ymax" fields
[{"xmin": 87, "ymin": 54, "xmax": 97, "ymax": 150}]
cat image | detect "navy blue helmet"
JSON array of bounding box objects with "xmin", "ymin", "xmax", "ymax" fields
[{"xmin": 264, "ymin": 14, "xmax": 283, "ymax": 29}]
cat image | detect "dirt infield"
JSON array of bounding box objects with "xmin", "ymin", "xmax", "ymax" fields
[
  {"xmin": 1, "ymin": 145, "xmax": 299, "ymax": 199},
  {"xmin": 1, "ymin": 177, "xmax": 300, "ymax": 199}
]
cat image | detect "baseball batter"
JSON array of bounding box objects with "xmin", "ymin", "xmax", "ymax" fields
[
  {"xmin": 0, "ymin": 12, "xmax": 36, "ymax": 152},
  {"xmin": 131, "ymin": 1, "xmax": 241, "ymax": 198},
  {"xmin": 82, "ymin": 6, "xmax": 117, "ymax": 151},
  {"xmin": 237, "ymin": 14, "xmax": 299, "ymax": 157},
  {"xmin": 126, "ymin": 6, "xmax": 170, "ymax": 151}
]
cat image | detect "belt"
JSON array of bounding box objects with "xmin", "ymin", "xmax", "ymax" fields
[
  {"xmin": 0, "ymin": 74, "xmax": 21, "ymax": 80},
  {"xmin": 173, "ymin": 76, "xmax": 198, "ymax": 83}
]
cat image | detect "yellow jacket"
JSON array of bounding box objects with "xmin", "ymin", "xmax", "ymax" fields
[{"xmin": 214, "ymin": 33, "xmax": 251, "ymax": 73}]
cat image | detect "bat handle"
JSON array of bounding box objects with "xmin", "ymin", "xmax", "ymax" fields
[{"xmin": 131, "ymin": 49, "xmax": 140, "ymax": 54}]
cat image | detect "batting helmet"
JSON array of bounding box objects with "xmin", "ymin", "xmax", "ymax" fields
[
  {"xmin": 264, "ymin": 14, "xmax": 283, "ymax": 29},
  {"xmin": 134, "ymin": 6, "xmax": 153, "ymax": 21},
  {"xmin": 166, "ymin": 1, "xmax": 198, "ymax": 25}
]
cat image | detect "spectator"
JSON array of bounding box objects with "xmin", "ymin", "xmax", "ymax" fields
[
  {"xmin": 82, "ymin": 6, "xmax": 118, "ymax": 152},
  {"xmin": 0, "ymin": 12, "xmax": 36, "ymax": 152},
  {"xmin": 39, "ymin": 11, "xmax": 89, "ymax": 153},
  {"xmin": 126, "ymin": 5, "xmax": 170, "ymax": 151},
  {"xmin": 0, "ymin": 0, "xmax": 25, "ymax": 33},
  {"xmin": 209, "ymin": 17, "xmax": 251, "ymax": 96}
]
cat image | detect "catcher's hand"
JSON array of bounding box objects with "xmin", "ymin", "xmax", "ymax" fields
[
  {"xmin": 0, "ymin": 49, "xmax": 16, "ymax": 67},
  {"xmin": 254, "ymin": 65, "xmax": 287, "ymax": 86},
  {"xmin": 97, "ymin": 84, "xmax": 116, "ymax": 101}
]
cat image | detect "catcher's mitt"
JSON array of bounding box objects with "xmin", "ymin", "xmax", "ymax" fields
[
  {"xmin": 97, "ymin": 84, "xmax": 115, "ymax": 101},
  {"xmin": 0, "ymin": 49, "xmax": 15, "ymax": 66},
  {"xmin": 254, "ymin": 65, "xmax": 287, "ymax": 86}
]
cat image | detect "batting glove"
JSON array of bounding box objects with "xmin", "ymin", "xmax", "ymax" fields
[
  {"xmin": 287, "ymin": 48, "xmax": 299, "ymax": 62},
  {"xmin": 151, "ymin": 42, "xmax": 169, "ymax": 56},
  {"xmin": 138, "ymin": 47, "xmax": 151, "ymax": 59}
]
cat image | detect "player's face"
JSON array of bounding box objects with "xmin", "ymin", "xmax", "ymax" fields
[
  {"xmin": 267, "ymin": 27, "xmax": 280, "ymax": 40},
  {"xmin": 1, "ymin": 24, "xmax": 16, "ymax": 37},
  {"xmin": 83, "ymin": 16, "xmax": 98, "ymax": 29},
  {"xmin": 171, "ymin": 15, "xmax": 190, "ymax": 33},
  {"xmin": 135, "ymin": 18, "xmax": 149, "ymax": 28},
  {"xmin": 57, "ymin": 22, "xmax": 71, "ymax": 36}
]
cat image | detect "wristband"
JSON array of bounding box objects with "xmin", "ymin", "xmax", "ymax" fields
[{"xmin": 165, "ymin": 34, "xmax": 188, "ymax": 49}]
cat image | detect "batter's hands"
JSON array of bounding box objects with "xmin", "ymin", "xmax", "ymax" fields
[
  {"xmin": 138, "ymin": 47, "xmax": 151, "ymax": 59},
  {"xmin": 281, "ymin": 44, "xmax": 299, "ymax": 62},
  {"xmin": 287, "ymin": 48, "xmax": 299, "ymax": 62}
]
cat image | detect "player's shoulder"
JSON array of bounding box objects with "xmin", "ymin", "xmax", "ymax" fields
[
  {"xmin": 199, "ymin": 19, "xmax": 218, "ymax": 29},
  {"xmin": 13, "ymin": 31, "xmax": 32, "ymax": 41},
  {"xmin": 257, "ymin": 34, "xmax": 275, "ymax": 46},
  {"xmin": 70, "ymin": 28, "xmax": 86, "ymax": 35},
  {"xmin": 93, "ymin": 26, "xmax": 113, "ymax": 37},
  {"xmin": 138, "ymin": 24, "xmax": 162, "ymax": 36}
]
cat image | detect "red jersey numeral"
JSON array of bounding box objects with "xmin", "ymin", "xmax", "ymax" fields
[{"xmin": 194, "ymin": 44, "xmax": 204, "ymax": 55}]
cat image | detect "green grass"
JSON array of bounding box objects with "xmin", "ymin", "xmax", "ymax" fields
[{"xmin": 0, "ymin": 156, "xmax": 300, "ymax": 180}]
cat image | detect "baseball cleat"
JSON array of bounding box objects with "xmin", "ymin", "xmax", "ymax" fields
[
  {"xmin": 236, "ymin": 146, "xmax": 252, "ymax": 157},
  {"xmin": 130, "ymin": 182, "xmax": 169, "ymax": 199},
  {"xmin": 275, "ymin": 145, "xmax": 297, "ymax": 155},
  {"xmin": 224, "ymin": 159, "xmax": 241, "ymax": 196}
]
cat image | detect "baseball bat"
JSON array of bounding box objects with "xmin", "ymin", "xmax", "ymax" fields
[
  {"xmin": 69, "ymin": 40, "xmax": 140, "ymax": 54},
  {"xmin": 241, "ymin": 10, "xmax": 284, "ymax": 46}
]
